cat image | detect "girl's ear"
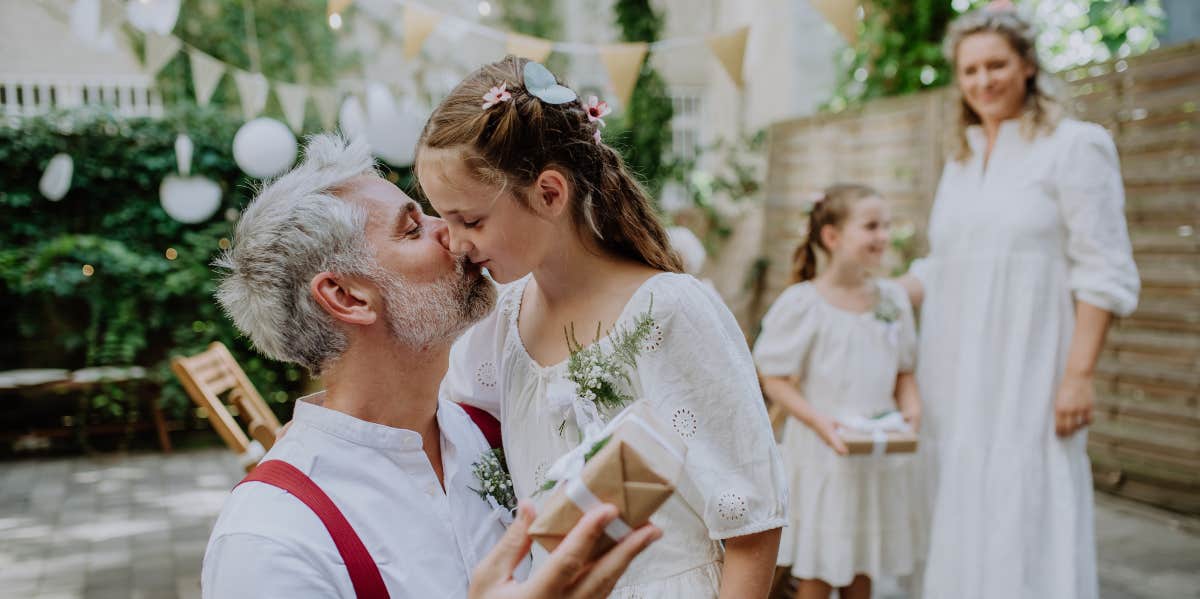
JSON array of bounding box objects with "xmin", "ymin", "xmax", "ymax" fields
[
  {"xmin": 819, "ymin": 222, "xmax": 840, "ymax": 252},
  {"xmin": 531, "ymin": 168, "xmax": 571, "ymax": 219}
]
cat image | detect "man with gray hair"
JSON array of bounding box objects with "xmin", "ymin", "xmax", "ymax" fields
[{"xmin": 201, "ymin": 134, "xmax": 659, "ymax": 599}]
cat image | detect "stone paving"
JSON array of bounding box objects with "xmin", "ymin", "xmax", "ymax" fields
[{"xmin": 0, "ymin": 448, "xmax": 1197, "ymax": 599}]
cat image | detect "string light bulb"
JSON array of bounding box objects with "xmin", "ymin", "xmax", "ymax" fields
[
  {"xmin": 82, "ymin": 264, "xmax": 95, "ymax": 277},
  {"xmin": 328, "ymin": 12, "xmax": 343, "ymax": 30},
  {"xmin": 165, "ymin": 248, "xmax": 179, "ymax": 260}
]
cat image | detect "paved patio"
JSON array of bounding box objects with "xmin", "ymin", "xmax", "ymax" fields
[{"xmin": 1, "ymin": 447, "xmax": 1197, "ymax": 599}]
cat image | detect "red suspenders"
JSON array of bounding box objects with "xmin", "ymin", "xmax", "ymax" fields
[{"xmin": 238, "ymin": 461, "xmax": 390, "ymax": 599}]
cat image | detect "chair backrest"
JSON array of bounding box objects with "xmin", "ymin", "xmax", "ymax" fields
[{"xmin": 171, "ymin": 342, "xmax": 283, "ymax": 470}]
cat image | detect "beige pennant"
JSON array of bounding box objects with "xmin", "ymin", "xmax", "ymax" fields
[
  {"xmin": 187, "ymin": 49, "xmax": 226, "ymax": 107},
  {"xmin": 143, "ymin": 33, "xmax": 182, "ymax": 75},
  {"xmin": 598, "ymin": 43, "xmax": 648, "ymax": 107},
  {"xmin": 233, "ymin": 70, "xmax": 270, "ymax": 120},
  {"xmin": 99, "ymin": 0, "xmax": 125, "ymax": 30},
  {"xmin": 311, "ymin": 87, "xmax": 340, "ymax": 131},
  {"xmin": 506, "ymin": 33, "xmax": 553, "ymax": 63},
  {"xmin": 275, "ymin": 82, "xmax": 309, "ymax": 133},
  {"xmin": 811, "ymin": 0, "xmax": 858, "ymax": 44},
  {"xmin": 403, "ymin": 4, "xmax": 443, "ymax": 59},
  {"xmin": 326, "ymin": 0, "xmax": 353, "ymax": 16},
  {"xmin": 706, "ymin": 26, "xmax": 750, "ymax": 87}
]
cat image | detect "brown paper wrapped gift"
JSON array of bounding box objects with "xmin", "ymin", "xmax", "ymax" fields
[
  {"xmin": 838, "ymin": 430, "xmax": 918, "ymax": 455},
  {"xmin": 529, "ymin": 401, "xmax": 687, "ymax": 556}
]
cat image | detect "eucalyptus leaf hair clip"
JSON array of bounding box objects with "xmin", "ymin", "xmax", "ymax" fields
[{"xmin": 522, "ymin": 61, "xmax": 577, "ymax": 105}]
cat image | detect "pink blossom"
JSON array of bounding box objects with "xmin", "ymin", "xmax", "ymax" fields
[
  {"xmin": 584, "ymin": 95, "xmax": 611, "ymax": 127},
  {"xmin": 481, "ymin": 82, "xmax": 511, "ymax": 110}
]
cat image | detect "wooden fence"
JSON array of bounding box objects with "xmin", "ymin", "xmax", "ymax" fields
[{"xmin": 758, "ymin": 41, "xmax": 1200, "ymax": 515}]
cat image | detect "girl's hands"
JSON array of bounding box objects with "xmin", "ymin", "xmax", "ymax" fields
[{"xmin": 807, "ymin": 412, "xmax": 849, "ymax": 456}]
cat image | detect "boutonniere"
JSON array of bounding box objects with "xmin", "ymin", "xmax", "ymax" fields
[
  {"xmin": 557, "ymin": 299, "xmax": 657, "ymax": 437},
  {"xmin": 873, "ymin": 285, "xmax": 900, "ymax": 324},
  {"xmin": 470, "ymin": 448, "xmax": 517, "ymax": 524}
]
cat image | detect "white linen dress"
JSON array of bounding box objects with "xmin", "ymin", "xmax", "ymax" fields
[
  {"xmin": 753, "ymin": 279, "xmax": 924, "ymax": 587},
  {"xmin": 441, "ymin": 272, "xmax": 788, "ymax": 598},
  {"xmin": 909, "ymin": 118, "xmax": 1140, "ymax": 599}
]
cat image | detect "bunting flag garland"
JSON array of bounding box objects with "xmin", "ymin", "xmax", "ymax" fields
[
  {"xmin": 311, "ymin": 87, "xmax": 340, "ymax": 131},
  {"xmin": 706, "ymin": 26, "xmax": 750, "ymax": 87},
  {"xmin": 402, "ymin": 4, "xmax": 442, "ymax": 59},
  {"xmin": 598, "ymin": 43, "xmax": 649, "ymax": 107},
  {"xmin": 275, "ymin": 82, "xmax": 310, "ymax": 133},
  {"xmin": 233, "ymin": 70, "xmax": 270, "ymax": 120},
  {"xmin": 506, "ymin": 33, "xmax": 554, "ymax": 63},
  {"xmin": 811, "ymin": 0, "xmax": 859, "ymax": 44},
  {"xmin": 144, "ymin": 32, "xmax": 182, "ymax": 75},
  {"xmin": 187, "ymin": 49, "xmax": 226, "ymax": 107}
]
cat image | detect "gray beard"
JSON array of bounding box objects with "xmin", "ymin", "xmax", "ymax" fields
[{"xmin": 374, "ymin": 257, "xmax": 496, "ymax": 348}]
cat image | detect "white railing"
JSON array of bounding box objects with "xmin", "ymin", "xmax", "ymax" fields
[{"xmin": 0, "ymin": 75, "xmax": 164, "ymax": 118}]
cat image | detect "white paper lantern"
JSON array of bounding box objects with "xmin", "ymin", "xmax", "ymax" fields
[
  {"xmin": 160, "ymin": 176, "xmax": 221, "ymax": 224},
  {"xmin": 364, "ymin": 83, "xmax": 425, "ymax": 167},
  {"xmin": 667, "ymin": 226, "xmax": 707, "ymax": 275},
  {"xmin": 232, "ymin": 118, "xmax": 297, "ymax": 179},
  {"xmin": 39, "ymin": 153, "xmax": 74, "ymax": 201},
  {"xmin": 125, "ymin": 0, "xmax": 180, "ymax": 34}
]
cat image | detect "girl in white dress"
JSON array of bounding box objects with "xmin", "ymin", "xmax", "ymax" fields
[
  {"xmin": 755, "ymin": 184, "xmax": 923, "ymax": 599},
  {"xmin": 897, "ymin": 7, "xmax": 1140, "ymax": 598},
  {"xmin": 419, "ymin": 57, "xmax": 787, "ymax": 599}
]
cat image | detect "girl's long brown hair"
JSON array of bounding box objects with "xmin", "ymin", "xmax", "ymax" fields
[
  {"xmin": 415, "ymin": 56, "xmax": 682, "ymax": 273},
  {"xmin": 791, "ymin": 183, "xmax": 880, "ymax": 283}
]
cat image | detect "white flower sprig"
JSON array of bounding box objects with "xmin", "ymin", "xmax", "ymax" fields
[
  {"xmin": 469, "ymin": 448, "xmax": 517, "ymax": 516},
  {"xmin": 559, "ymin": 299, "xmax": 657, "ymax": 436},
  {"xmin": 873, "ymin": 284, "xmax": 901, "ymax": 324}
]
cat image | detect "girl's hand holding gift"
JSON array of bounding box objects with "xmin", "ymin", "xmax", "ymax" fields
[{"xmin": 808, "ymin": 412, "xmax": 849, "ymax": 456}]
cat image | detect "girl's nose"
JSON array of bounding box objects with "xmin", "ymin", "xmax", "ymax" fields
[{"xmin": 427, "ymin": 217, "xmax": 452, "ymax": 252}]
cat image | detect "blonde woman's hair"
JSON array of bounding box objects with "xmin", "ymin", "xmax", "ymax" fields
[{"xmin": 944, "ymin": 7, "xmax": 1065, "ymax": 162}]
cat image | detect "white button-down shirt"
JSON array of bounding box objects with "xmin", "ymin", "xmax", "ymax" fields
[{"xmin": 202, "ymin": 398, "xmax": 521, "ymax": 598}]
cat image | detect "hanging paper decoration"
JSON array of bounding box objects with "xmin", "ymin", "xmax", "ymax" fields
[
  {"xmin": 188, "ymin": 49, "xmax": 226, "ymax": 107},
  {"xmin": 311, "ymin": 87, "xmax": 340, "ymax": 131},
  {"xmin": 160, "ymin": 134, "xmax": 222, "ymax": 224},
  {"xmin": 811, "ymin": 0, "xmax": 859, "ymax": 44},
  {"xmin": 232, "ymin": 118, "xmax": 298, "ymax": 179},
  {"xmin": 403, "ymin": 4, "xmax": 443, "ymax": 59},
  {"xmin": 125, "ymin": 0, "xmax": 181, "ymax": 35},
  {"xmin": 707, "ymin": 26, "xmax": 750, "ymax": 87},
  {"xmin": 233, "ymin": 70, "xmax": 270, "ymax": 120},
  {"xmin": 339, "ymin": 95, "xmax": 368, "ymax": 140},
  {"xmin": 364, "ymin": 83, "xmax": 425, "ymax": 167},
  {"xmin": 39, "ymin": 154, "xmax": 74, "ymax": 202},
  {"xmin": 69, "ymin": 0, "xmax": 123, "ymax": 50},
  {"xmin": 143, "ymin": 33, "xmax": 182, "ymax": 75},
  {"xmin": 327, "ymin": 0, "xmax": 353, "ymax": 17},
  {"xmin": 598, "ymin": 43, "xmax": 648, "ymax": 107},
  {"xmin": 506, "ymin": 33, "xmax": 553, "ymax": 63},
  {"xmin": 275, "ymin": 82, "xmax": 309, "ymax": 133}
]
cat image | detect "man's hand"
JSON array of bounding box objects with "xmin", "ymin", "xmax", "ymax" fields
[{"xmin": 469, "ymin": 502, "xmax": 661, "ymax": 599}]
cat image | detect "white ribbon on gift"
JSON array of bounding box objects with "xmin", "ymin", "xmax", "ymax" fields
[
  {"xmin": 545, "ymin": 379, "xmax": 606, "ymax": 439},
  {"xmin": 543, "ymin": 402, "xmax": 684, "ymax": 542},
  {"xmin": 838, "ymin": 411, "xmax": 911, "ymax": 457}
]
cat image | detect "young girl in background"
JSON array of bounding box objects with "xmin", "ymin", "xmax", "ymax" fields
[
  {"xmin": 423, "ymin": 56, "xmax": 787, "ymax": 598},
  {"xmin": 754, "ymin": 184, "xmax": 923, "ymax": 599}
]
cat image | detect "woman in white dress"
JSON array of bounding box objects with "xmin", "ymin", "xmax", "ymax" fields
[
  {"xmin": 897, "ymin": 7, "xmax": 1140, "ymax": 598},
  {"xmin": 423, "ymin": 57, "xmax": 787, "ymax": 598}
]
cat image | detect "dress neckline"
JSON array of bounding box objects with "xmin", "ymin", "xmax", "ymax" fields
[
  {"xmin": 509, "ymin": 272, "xmax": 672, "ymax": 373},
  {"xmin": 808, "ymin": 279, "xmax": 884, "ymax": 319}
]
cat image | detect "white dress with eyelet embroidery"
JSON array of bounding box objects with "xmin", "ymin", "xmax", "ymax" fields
[
  {"xmin": 753, "ymin": 279, "xmax": 924, "ymax": 588},
  {"xmin": 441, "ymin": 273, "xmax": 788, "ymax": 598}
]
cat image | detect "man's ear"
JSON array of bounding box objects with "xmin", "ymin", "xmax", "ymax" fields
[
  {"xmin": 310, "ymin": 272, "xmax": 377, "ymax": 326},
  {"xmin": 531, "ymin": 168, "xmax": 571, "ymax": 219}
]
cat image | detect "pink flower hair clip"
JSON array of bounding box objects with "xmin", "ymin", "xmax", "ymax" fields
[
  {"xmin": 584, "ymin": 96, "xmax": 612, "ymax": 143},
  {"xmin": 482, "ymin": 82, "xmax": 512, "ymax": 110}
]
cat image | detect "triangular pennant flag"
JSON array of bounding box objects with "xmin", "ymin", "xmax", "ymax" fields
[
  {"xmin": 811, "ymin": 0, "xmax": 859, "ymax": 44},
  {"xmin": 99, "ymin": 0, "xmax": 125, "ymax": 30},
  {"xmin": 706, "ymin": 26, "xmax": 750, "ymax": 87},
  {"xmin": 598, "ymin": 42, "xmax": 648, "ymax": 107},
  {"xmin": 403, "ymin": 4, "xmax": 443, "ymax": 59},
  {"xmin": 143, "ymin": 33, "xmax": 182, "ymax": 75},
  {"xmin": 187, "ymin": 49, "xmax": 226, "ymax": 107},
  {"xmin": 326, "ymin": 0, "xmax": 353, "ymax": 16},
  {"xmin": 311, "ymin": 87, "xmax": 339, "ymax": 131},
  {"xmin": 506, "ymin": 33, "xmax": 553, "ymax": 63},
  {"xmin": 275, "ymin": 82, "xmax": 309, "ymax": 133},
  {"xmin": 233, "ymin": 70, "xmax": 270, "ymax": 120}
]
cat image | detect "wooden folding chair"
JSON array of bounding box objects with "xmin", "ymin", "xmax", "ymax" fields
[{"xmin": 171, "ymin": 342, "xmax": 283, "ymax": 471}]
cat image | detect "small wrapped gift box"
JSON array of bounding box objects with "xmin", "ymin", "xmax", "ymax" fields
[
  {"xmin": 837, "ymin": 411, "xmax": 918, "ymax": 456},
  {"xmin": 529, "ymin": 401, "xmax": 686, "ymax": 557}
]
